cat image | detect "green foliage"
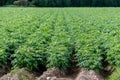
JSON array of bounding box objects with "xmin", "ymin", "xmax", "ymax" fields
[
  {"xmin": 1, "ymin": 0, "xmax": 120, "ymax": 7},
  {"xmin": 107, "ymin": 44, "xmax": 120, "ymax": 66},
  {"xmin": 107, "ymin": 67, "xmax": 120, "ymax": 80},
  {"xmin": 48, "ymin": 32, "xmax": 72, "ymax": 69},
  {"xmin": 1, "ymin": 8, "xmax": 120, "ymax": 71},
  {"xmin": 11, "ymin": 46, "xmax": 46, "ymax": 70},
  {"xmin": 0, "ymin": 49, "xmax": 7, "ymax": 67},
  {"xmin": 75, "ymin": 33, "xmax": 102, "ymax": 70},
  {"xmin": 10, "ymin": 12, "xmax": 55, "ymax": 70}
]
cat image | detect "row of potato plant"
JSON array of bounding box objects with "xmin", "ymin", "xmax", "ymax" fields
[{"xmin": 0, "ymin": 8, "xmax": 120, "ymax": 71}]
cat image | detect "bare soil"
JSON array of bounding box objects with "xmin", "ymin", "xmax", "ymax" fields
[{"xmin": 0, "ymin": 65, "xmax": 114, "ymax": 80}]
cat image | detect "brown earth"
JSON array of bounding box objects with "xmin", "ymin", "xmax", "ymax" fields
[
  {"xmin": 36, "ymin": 68, "xmax": 104, "ymax": 80},
  {"xmin": 0, "ymin": 65, "xmax": 9, "ymax": 77},
  {"xmin": 0, "ymin": 66, "xmax": 114, "ymax": 80},
  {"xmin": 0, "ymin": 68, "xmax": 35, "ymax": 80}
]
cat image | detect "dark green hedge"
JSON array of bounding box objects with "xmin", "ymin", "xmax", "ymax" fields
[{"xmin": 1, "ymin": 0, "xmax": 120, "ymax": 7}]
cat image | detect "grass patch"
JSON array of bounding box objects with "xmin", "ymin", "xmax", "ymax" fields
[{"xmin": 107, "ymin": 67, "xmax": 120, "ymax": 80}]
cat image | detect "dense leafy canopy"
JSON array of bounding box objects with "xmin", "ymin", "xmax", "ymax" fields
[
  {"xmin": 1, "ymin": 0, "xmax": 120, "ymax": 7},
  {"xmin": 1, "ymin": 8, "xmax": 120, "ymax": 71}
]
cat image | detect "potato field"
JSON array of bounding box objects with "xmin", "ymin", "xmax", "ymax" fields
[{"xmin": 0, "ymin": 8, "xmax": 120, "ymax": 80}]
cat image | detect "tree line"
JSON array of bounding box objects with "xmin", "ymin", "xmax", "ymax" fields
[{"xmin": 1, "ymin": 0, "xmax": 120, "ymax": 7}]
